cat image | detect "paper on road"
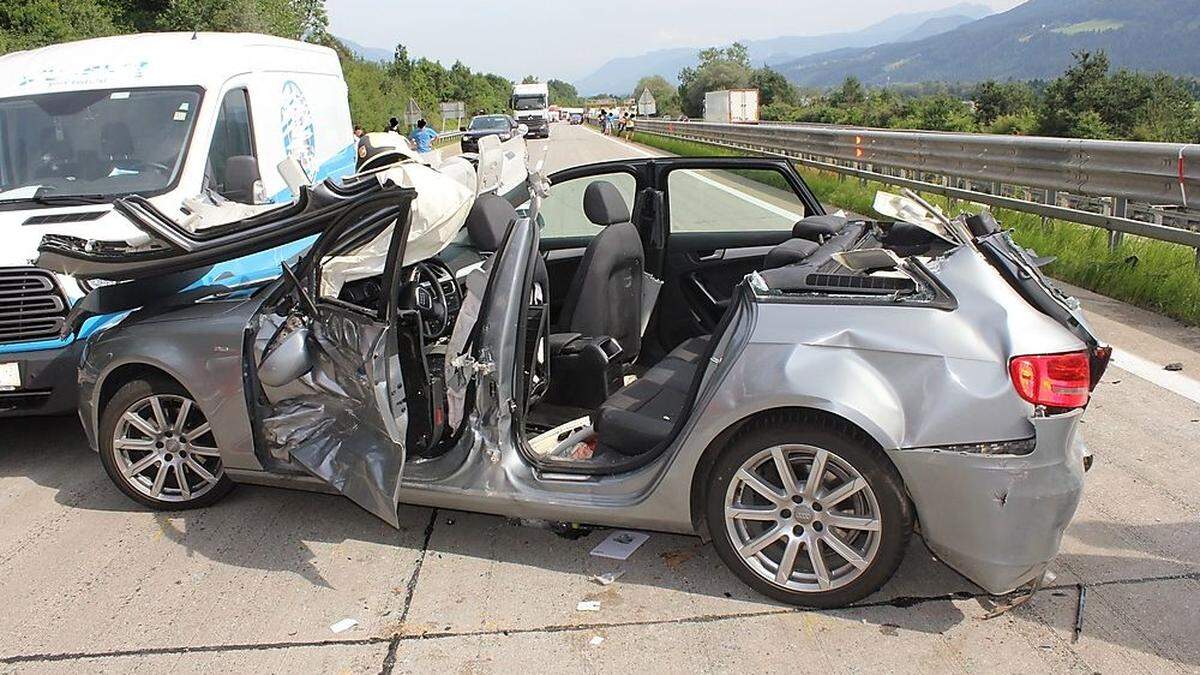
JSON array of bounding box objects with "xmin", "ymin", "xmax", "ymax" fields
[{"xmin": 589, "ymin": 531, "xmax": 649, "ymax": 560}]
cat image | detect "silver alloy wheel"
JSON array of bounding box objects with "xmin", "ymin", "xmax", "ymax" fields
[
  {"xmin": 111, "ymin": 394, "xmax": 224, "ymax": 503},
  {"xmin": 724, "ymin": 444, "xmax": 882, "ymax": 593}
]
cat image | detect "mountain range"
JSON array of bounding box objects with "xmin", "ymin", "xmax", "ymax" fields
[
  {"xmin": 778, "ymin": 0, "xmax": 1200, "ymax": 86},
  {"xmin": 572, "ymin": 3, "xmax": 992, "ymax": 95},
  {"xmin": 339, "ymin": 36, "xmax": 393, "ymax": 63}
]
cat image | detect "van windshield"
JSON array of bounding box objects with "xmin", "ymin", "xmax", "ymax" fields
[
  {"xmin": 512, "ymin": 95, "xmax": 546, "ymax": 111},
  {"xmin": 0, "ymin": 87, "xmax": 202, "ymax": 203}
]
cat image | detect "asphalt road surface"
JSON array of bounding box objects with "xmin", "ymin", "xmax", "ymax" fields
[{"xmin": 1, "ymin": 122, "xmax": 1197, "ymax": 673}]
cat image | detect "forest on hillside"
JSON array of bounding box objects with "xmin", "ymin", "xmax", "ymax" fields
[{"xmin": 639, "ymin": 44, "xmax": 1200, "ymax": 143}]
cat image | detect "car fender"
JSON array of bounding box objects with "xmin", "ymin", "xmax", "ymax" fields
[{"xmin": 82, "ymin": 299, "xmax": 262, "ymax": 471}]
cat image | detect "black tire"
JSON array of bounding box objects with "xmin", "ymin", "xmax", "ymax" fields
[
  {"xmin": 706, "ymin": 414, "xmax": 912, "ymax": 608},
  {"xmin": 98, "ymin": 375, "xmax": 235, "ymax": 511}
]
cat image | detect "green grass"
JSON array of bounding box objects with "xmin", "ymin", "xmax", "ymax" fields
[
  {"xmin": 1051, "ymin": 20, "xmax": 1125, "ymax": 35},
  {"xmin": 629, "ymin": 131, "xmax": 1200, "ymax": 325}
]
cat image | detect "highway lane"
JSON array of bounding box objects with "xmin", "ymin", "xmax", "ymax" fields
[{"xmin": 0, "ymin": 120, "xmax": 1196, "ymax": 672}]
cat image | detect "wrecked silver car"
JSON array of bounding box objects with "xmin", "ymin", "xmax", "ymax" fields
[{"xmin": 37, "ymin": 150, "xmax": 1110, "ymax": 607}]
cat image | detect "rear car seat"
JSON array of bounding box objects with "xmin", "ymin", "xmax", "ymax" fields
[
  {"xmin": 763, "ymin": 214, "xmax": 850, "ymax": 267},
  {"xmin": 594, "ymin": 335, "xmax": 711, "ymax": 456}
]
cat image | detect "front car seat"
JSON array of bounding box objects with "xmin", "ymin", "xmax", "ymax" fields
[{"xmin": 555, "ymin": 180, "xmax": 645, "ymax": 364}]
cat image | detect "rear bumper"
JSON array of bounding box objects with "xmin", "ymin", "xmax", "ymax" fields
[
  {"xmin": 888, "ymin": 409, "xmax": 1087, "ymax": 595},
  {"xmin": 0, "ymin": 341, "xmax": 83, "ymax": 417}
]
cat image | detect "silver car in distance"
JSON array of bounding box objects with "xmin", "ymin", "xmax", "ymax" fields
[{"xmin": 39, "ymin": 156, "xmax": 1109, "ymax": 607}]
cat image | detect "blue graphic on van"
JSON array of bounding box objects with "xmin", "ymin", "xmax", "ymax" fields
[{"xmin": 280, "ymin": 80, "xmax": 317, "ymax": 177}]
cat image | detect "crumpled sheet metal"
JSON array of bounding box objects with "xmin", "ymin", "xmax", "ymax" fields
[
  {"xmin": 444, "ymin": 260, "xmax": 493, "ymax": 431},
  {"xmin": 888, "ymin": 410, "xmax": 1086, "ymax": 594},
  {"xmin": 260, "ymin": 315, "xmax": 404, "ymax": 527}
]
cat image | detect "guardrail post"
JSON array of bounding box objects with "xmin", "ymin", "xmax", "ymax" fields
[{"xmin": 1108, "ymin": 197, "xmax": 1128, "ymax": 251}]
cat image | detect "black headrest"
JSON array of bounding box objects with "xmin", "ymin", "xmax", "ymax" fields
[
  {"xmin": 583, "ymin": 180, "xmax": 630, "ymax": 226},
  {"xmin": 466, "ymin": 194, "xmax": 517, "ymax": 252},
  {"xmin": 792, "ymin": 214, "xmax": 849, "ymax": 241}
]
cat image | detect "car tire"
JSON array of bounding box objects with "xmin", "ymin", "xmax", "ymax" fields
[
  {"xmin": 98, "ymin": 375, "xmax": 234, "ymax": 511},
  {"xmin": 706, "ymin": 414, "xmax": 912, "ymax": 607}
]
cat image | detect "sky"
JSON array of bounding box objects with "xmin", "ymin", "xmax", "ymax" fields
[{"xmin": 327, "ymin": 0, "xmax": 1026, "ymax": 83}]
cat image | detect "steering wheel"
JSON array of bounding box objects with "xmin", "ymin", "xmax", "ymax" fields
[{"xmin": 406, "ymin": 262, "xmax": 451, "ymax": 338}]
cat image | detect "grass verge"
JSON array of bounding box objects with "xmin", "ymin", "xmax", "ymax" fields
[{"xmin": 629, "ymin": 130, "xmax": 1200, "ymax": 326}]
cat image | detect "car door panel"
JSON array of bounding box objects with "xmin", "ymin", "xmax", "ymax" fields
[
  {"xmin": 651, "ymin": 158, "xmax": 822, "ymax": 347},
  {"xmin": 255, "ymin": 186, "xmax": 415, "ymax": 527}
]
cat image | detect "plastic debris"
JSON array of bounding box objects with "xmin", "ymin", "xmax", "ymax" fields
[
  {"xmin": 1165, "ymin": 362, "xmax": 1184, "ymax": 371},
  {"xmin": 329, "ymin": 618, "xmax": 359, "ymax": 634},
  {"xmin": 590, "ymin": 531, "xmax": 649, "ymax": 560},
  {"xmin": 576, "ymin": 600, "xmax": 601, "ymax": 612},
  {"xmin": 1073, "ymin": 583, "xmax": 1087, "ymax": 643},
  {"xmin": 589, "ymin": 636, "xmax": 605, "ymax": 646},
  {"xmin": 590, "ymin": 571, "xmax": 624, "ymax": 586}
]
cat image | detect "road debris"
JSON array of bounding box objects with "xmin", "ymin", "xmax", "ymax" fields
[
  {"xmin": 1165, "ymin": 362, "xmax": 1184, "ymax": 371},
  {"xmin": 589, "ymin": 636, "xmax": 605, "ymax": 646},
  {"xmin": 590, "ymin": 531, "xmax": 649, "ymax": 560},
  {"xmin": 576, "ymin": 600, "xmax": 601, "ymax": 612},
  {"xmin": 329, "ymin": 618, "xmax": 359, "ymax": 634},
  {"xmin": 590, "ymin": 571, "xmax": 624, "ymax": 586},
  {"xmin": 1073, "ymin": 583, "xmax": 1087, "ymax": 643}
]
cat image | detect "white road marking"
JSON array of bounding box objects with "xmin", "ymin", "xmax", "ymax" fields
[
  {"xmin": 582, "ymin": 125, "xmax": 804, "ymax": 221},
  {"xmin": 581, "ymin": 124, "xmax": 1200, "ymax": 404},
  {"xmin": 1109, "ymin": 348, "xmax": 1200, "ymax": 405}
]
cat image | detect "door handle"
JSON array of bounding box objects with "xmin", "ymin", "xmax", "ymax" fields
[{"xmin": 696, "ymin": 248, "xmax": 725, "ymax": 262}]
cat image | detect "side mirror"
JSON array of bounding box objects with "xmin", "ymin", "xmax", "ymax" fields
[
  {"xmin": 224, "ymin": 155, "xmax": 261, "ymax": 204},
  {"xmin": 459, "ymin": 126, "xmax": 467, "ymax": 132},
  {"xmin": 516, "ymin": 123, "xmax": 529, "ymax": 138}
]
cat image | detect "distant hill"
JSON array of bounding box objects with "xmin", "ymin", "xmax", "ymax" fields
[
  {"xmin": 572, "ymin": 3, "xmax": 992, "ymax": 95},
  {"xmin": 778, "ymin": 0, "xmax": 1200, "ymax": 86},
  {"xmin": 339, "ymin": 36, "xmax": 392, "ymax": 63}
]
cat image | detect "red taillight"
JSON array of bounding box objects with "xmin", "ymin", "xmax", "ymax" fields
[{"xmin": 1009, "ymin": 351, "xmax": 1091, "ymax": 409}]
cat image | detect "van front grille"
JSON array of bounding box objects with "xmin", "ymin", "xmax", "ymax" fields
[{"xmin": 0, "ymin": 267, "xmax": 68, "ymax": 343}]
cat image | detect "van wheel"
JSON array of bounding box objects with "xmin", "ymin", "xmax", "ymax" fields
[
  {"xmin": 706, "ymin": 416, "xmax": 911, "ymax": 607},
  {"xmin": 98, "ymin": 376, "xmax": 234, "ymax": 510}
]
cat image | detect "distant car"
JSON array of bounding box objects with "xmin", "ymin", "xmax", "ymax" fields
[
  {"xmin": 460, "ymin": 114, "xmax": 520, "ymax": 153},
  {"xmin": 569, "ymin": 113, "xmax": 583, "ymax": 125}
]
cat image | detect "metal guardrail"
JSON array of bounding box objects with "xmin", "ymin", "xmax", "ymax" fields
[{"xmin": 635, "ymin": 118, "xmax": 1200, "ymax": 253}]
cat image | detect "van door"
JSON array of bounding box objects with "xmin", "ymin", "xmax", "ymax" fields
[{"xmin": 257, "ymin": 186, "xmax": 419, "ymax": 526}]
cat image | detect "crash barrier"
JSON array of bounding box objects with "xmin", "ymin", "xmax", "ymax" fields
[
  {"xmin": 635, "ymin": 118, "xmax": 1200, "ymax": 259},
  {"xmin": 433, "ymin": 130, "xmax": 465, "ymax": 147}
]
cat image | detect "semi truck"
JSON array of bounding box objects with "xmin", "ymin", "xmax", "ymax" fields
[
  {"xmin": 511, "ymin": 82, "xmax": 551, "ymax": 139},
  {"xmin": 703, "ymin": 89, "xmax": 760, "ymax": 124}
]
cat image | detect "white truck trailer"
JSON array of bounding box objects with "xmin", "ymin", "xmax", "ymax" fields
[{"xmin": 703, "ymin": 89, "xmax": 760, "ymax": 124}]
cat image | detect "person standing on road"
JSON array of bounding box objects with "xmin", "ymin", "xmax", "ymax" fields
[{"xmin": 410, "ymin": 118, "xmax": 438, "ymax": 153}]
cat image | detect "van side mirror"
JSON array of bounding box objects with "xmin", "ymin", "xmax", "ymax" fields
[{"xmin": 224, "ymin": 155, "xmax": 261, "ymax": 204}]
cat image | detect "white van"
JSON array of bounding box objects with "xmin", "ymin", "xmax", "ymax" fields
[{"xmin": 0, "ymin": 32, "xmax": 355, "ymax": 416}]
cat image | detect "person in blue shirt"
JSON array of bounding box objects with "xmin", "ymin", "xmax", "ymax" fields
[{"xmin": 410, "ymin": 118, "xmax": 438, "ymax": 153}]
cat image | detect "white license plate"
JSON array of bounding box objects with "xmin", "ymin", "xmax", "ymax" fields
[{"xmin": 0, "ymin": 362, "xmax": 19, "ymax": 391}]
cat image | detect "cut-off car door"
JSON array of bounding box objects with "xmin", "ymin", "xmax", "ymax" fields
[{"xmin": 259, "ymin": 187, "xmax": 415, "ymax": 526}]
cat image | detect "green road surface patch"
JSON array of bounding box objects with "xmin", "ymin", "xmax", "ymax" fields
[{"xmin": 629, "ymin": 130, "xmax": 1200, "ymax": 326}]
